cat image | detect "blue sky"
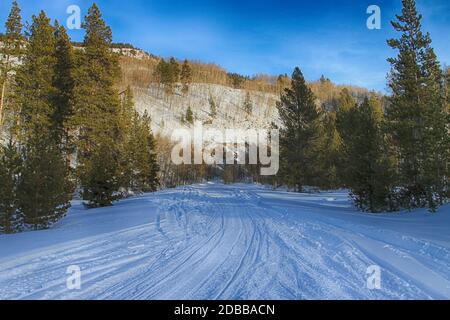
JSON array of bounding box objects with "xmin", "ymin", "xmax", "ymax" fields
[{"xmin": 0, "ymin": 0, "xmax": 449, "ymax": 91}]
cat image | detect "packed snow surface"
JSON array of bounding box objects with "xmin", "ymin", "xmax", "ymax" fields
[{"xmin": 0, "ymin": 183, "xmax": 449, "ymax": 300}]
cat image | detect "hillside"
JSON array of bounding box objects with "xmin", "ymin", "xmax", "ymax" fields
[
  {"xmin": 117, "ymin": 51, "xmax": 373, "ymax": 137},
  {"xmin": 133, "ymin": 83, "xmax": 279, "ymax": 135}
]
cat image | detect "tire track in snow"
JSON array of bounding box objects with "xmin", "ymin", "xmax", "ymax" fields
[{"xmin": 1, "ymin": 183, "xmax": 449, "ymax": 299}]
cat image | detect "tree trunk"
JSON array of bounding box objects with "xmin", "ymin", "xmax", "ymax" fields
[{"xmin": 0, "ymin": 79, "xmax": 6, "ymax": 127}]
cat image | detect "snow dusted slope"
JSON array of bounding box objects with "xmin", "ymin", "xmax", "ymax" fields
[
  {"xmin": 133, "ymin": 84, "xmax": 279, "ymax": 136},
  {"xmin": 0, "ymin": 183, "xmax": 449, "ymax": 300}
]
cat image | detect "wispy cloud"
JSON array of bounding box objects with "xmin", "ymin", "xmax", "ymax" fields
[{"xmin": 1, "ymin": 0, "xmax": 448, "ymax": 92}]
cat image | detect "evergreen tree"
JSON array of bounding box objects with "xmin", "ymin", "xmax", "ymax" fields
[
  {"xmin": 227, "ymin": 73, "xmax": 247, "ymax": 89},
  {"xmin": 277, "ymin": 67, "xmax": 322, "ymax": 191},
  {"xmin": 338, "ymin": 96, "xmax": 396, "ymax": 212},
  {"xmin": 209, "ymin": 95, "xmax": 217, "ymax": 118},
  {"xmin": 335, "ymin": 88, "xmax": 358, "ymax": 184},
  {"xmin": 153, "ymin": 59, "xmax": 164, "ymax": 82},
  {"xmin": 0, "ymin": 0, "xmax": 23, "ymax": 128},
  {"xmin": 446, "ymin": 67, "xmax": 450, "ymax": 95},
  {"xmin": 0, "ymin": 142, "xmax": 22, "ymax": 233},
  {"xmin": 154, "ymin": 58, "xmax": 180, "ymax": 95},
  {"xmin": 185, "ymin": 106, "xmax": 194, "ymax": 124},
  {"xmin": 276, "ymin": 74, "xmax": 289, "ymax": 95},
  {"xmin": 180, "ymin": 59, "xmax": 192, "ymax": 94},
  {"xmin": 445, "ymin": 67, "xmax": 450, "ymax": 103},
  {"xmin": 16, "ymin": 11, "xmax": 56, "ymax": 137},
  {"xmin": 81, "ymin": 141, "xmax": 121, "ymax": 208},
  {"xmin": 18, "ymin": 137, "xmax": 72, "ymax": 229},
  {"xmin": 335, "ymin": 88, "xmax": 357, "ymax": 113},
  {"xmin": 15, "ymin": 11, "xmax": 72, "ymax": 229},
  {"xmin": 386, "ymin": 0, "xmax": 449, "ymax": 210},
  {"xmin": 118, "ymin": 87, "xmax": 159, "ymax": 192},
  {"xmin": 169, "ymin": 57, "xmax": 180, "ymax": 82},
  {"xmin": 118, "ymin": 86, "xmax": 135, "ymax": 194},
  {"xmin": 52, "ymin": 22, "xmax": 75, "ymax": 152},
  {"xmin": 317, "ymin": 110, "xmax": 342, "ymax": 189},
  {"xmin": 71, "ymin": 4, "xmax": 122, "ymax": 207},
  {"xmin": 319, "ymin": 75, "xmax": 327, "ymax": 84},
  {"xmin": 138, "ymin": 111, "xmax": 159, "ymax": 192},
  {"xmin": 117, "ymin": 87, "xmax": 159, "ymax": 194}
]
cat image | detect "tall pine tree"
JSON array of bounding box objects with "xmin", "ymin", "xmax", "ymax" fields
[
  {"xmin": 118, "ymin": 86, "xmax": 135, "ymax": 194},
  {"xmin": 52, "ymin": 22, "xmax": 75, "ymax": 154},
  {"xmin": 0, "ymin": 1, "xmax": 24, "ymax": 233},
  {"xmin": 335, "ymin": 88, "xmax": 358, "ymax": 185},
  {"xmin": 180, "ymin": 59, "xmax": 192, "ymax": 94},
  {"xmin": 0, "ymin": 0, "xmax": 23, "ymax": 129},
  {"xmin": 137, "ymin": 111, "xmax": 159, "ymax": 192},
  {"xmin": 71, "ymin": 4, "xmax": 122, "ymax": 207},
  {"xmin": 277, "ymin": 67, "xmax": 322, "ymax": 191},
  {"xmin": 15, "ymin": 11, "xmax": 72, "ymax": 229},
  {"xmin": 386, "ymin": 0, "xmax": 449, "ymax": 210},
  {"xmin": 338, "ymin": 96, "xmax": 396, "ymax": 212},
  {"xmin": 119, "ymin": 89, "xmax": 159, "ymax": 193},
  {"xmin": 153, "ymin": 58, "xmax": 179, "ymax": 95},
  {"xmin": 317, "ymin": 109, "xmax": 342, "ymax": 189}
]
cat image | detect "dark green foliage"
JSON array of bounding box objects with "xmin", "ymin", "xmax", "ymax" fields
[
  {"xmin": 119, "ymin": 88, "xmax": 159, "ymax": 194},
  {"xmin": 180, "ymin": 59, "xmax": 192, "ymax": 94},
  {"xmin": 335, "ymin": 88, "xmax": 358, "ymax": 184},
  {"xmin": 0, "ymin": 0, "xmax": 23, "ymax": 73},
  {"xmin": 209, "ymin": 95, "xmax": 217, "ymax": 118},
  {"xmin": 0, "ymin": 1, "xmax": 23, "ymax": 233},
  {"xmin": 338, "ymin": 96, "xmax": 397, "ymax": 212},
  {"xmin": 18, "ymin": 137, "xmax": 72, "ymax": 229},
  {"xmin": 169, "ymin": 57, "xmax": 180, "ymax": 80},
  {"xmin": 277, "ymin": 67, "xmax": 323, "ymax": 191},
  {"xmin": 0, "ymin": 0, "xmax": 23, "ymax": 67},
  {"xmin": 71, "ymin": 41, "xmax": 136, "ymax": 49},
  {"xmin": 0, "ymin": 0, "xmax": 24, "ymax": 130},
  {"xmin": 117, "ymin": 86, "xmax": 135, "ymax": 193},
  {"xmin": 0, "ymin": 3, "xmax": 160, "ymax": 233},
  {"xmin": 0, "ymin": 142, "xmax": 22, "ymax": 233},
  {"xmin": 154, "ymin": 57, "xmax": 180, "ymax": 94},
  {"xmin": 13, "ymin": 11, "xmax": 73, "ymax": 229},
  {"xmin": 317, "ymin": 110, "xmax": 342, "ymax": 189},
  {"xmin": 185, "ymin": 106, "xmax": 194, "ymax": 124},
  {"xmin": 80, "ymin": 141, "xmax": 121, "ymax": 208},
  {"xmin": 138, "ymin": 111, "xmax": 159, "ymax": 192},
  {"xmin": 227, "ymin": 73, "xmax": 248, "ymax": 89},
  {"xmin": 52, "ymin": 22, "xmax": 75, "ymax": 151},
  {"xmin": 16, "ymin": 11, "xmax": 56, "ymax": 137},
  {"xmin": 386, "ymin": 0, "xmax": 449, "ymax": 211},
  {"xmin": 71, "ymin": 4, "xmax": 123, "ymax": 207},
  {"xmin": 4, "ymin": 1, "xmax": 22, "ymax": 39}
]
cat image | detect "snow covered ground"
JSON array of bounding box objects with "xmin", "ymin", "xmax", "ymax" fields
[{"xmin": 0, "ymin": 183, "xmax": 449, "ymax": 300}]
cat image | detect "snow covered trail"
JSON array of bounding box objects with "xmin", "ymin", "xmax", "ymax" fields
[{"xmin": 0, "ymin": 183, "xmax": 449, "ymax": 300}]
